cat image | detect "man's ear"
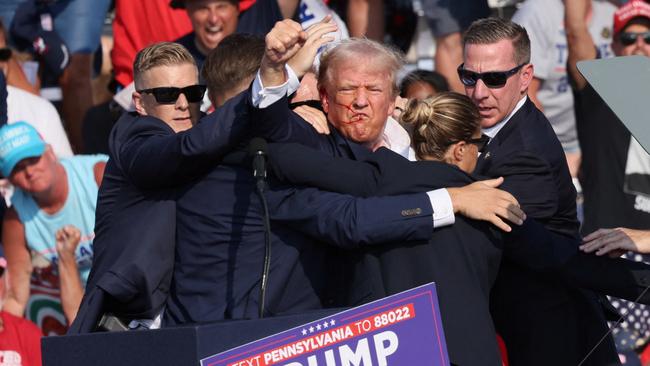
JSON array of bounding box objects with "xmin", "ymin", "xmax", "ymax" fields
[
  {"xmin": 319, "ymin": 87, "xmax": 330, "ymax": 114},
  {"xmin": 133, "ymin": 91, "xmax": 148, "ymax": 116},
  {"xmin": 520, "ymin": 63, "xmax": 534, "ymax": 93}
]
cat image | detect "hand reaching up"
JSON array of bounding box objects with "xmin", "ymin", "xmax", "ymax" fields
[{"xmin": 55, "ymin": 225, "xmax": 81, "ymax": 263}]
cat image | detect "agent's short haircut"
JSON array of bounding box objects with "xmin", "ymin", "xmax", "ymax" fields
[
  {"xmin": 317, "ymin": 38, "xmax": 404, "ymax": 97},
  {"xmin": 133, "ymin": 42, "xmax": 196, "ymax": 89},
  {"xmin": 463, "ymin": 17, "xmax": 531, "ymax": 65},
  {"xmin": 202, "ymin": 33, "xmax": 265, "ymax": 100}
]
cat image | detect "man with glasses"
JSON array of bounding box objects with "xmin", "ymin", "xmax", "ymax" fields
[
  {"xmin": 458, "ymin": 17, "xmax": 619, "ymax": 365},
  {"xmin": 567, "ymin": 0, "xmax": 650, "ymax": 359}
]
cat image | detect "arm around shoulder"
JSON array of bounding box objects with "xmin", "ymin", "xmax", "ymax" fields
[{"xmin": 268, "ymin": 187, "xmax": 435, "ymax": 248}]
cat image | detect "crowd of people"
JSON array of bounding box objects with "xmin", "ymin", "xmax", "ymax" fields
[{"xmin": 0, "ymin": 0, "xmax": 648, "ymax": 365}]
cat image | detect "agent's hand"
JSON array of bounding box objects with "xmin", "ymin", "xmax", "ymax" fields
[
  {"xmin": 448, "ymin": 177, "xmax": 526, "ymax": 232},
  {"xmin": 294, "ymin": 105, "xmax": 330, "ymax": 134},
  {"xmin": 580, "ymin": 228, "xmax": 650, "ymax": 258},
  {"xmin": 288, "ymin": 15, "xmax": 337, "ymax": 78}
]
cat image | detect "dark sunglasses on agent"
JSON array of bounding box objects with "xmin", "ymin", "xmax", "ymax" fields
[
  {"xmin": 619, "ymin": 31, "xmax": 650, "ymax": 46},
  {"xmin": 457, "ymin": 63, "xmax": 527, "ymax": 89},
  {"xmin": 448, "ymin": 134, "xmax": 490, "ymax": 153},
  {"xmin": 466, "ymin": 134, "xmax": 490, "ymax": 153},
  {"xmin": 137, "ymin": 85, "xmax": 207, "ymax": 104}
]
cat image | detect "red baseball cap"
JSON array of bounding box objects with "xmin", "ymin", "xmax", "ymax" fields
[{"xmin": 613, "ymin": 0, "xmax": 650, "ymax": 35}]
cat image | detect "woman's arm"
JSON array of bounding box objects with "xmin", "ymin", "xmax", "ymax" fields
[
  {"xmin": 2, "ymin": 207, "xmax": 32, "ymax": 317},
  {"xmin": 55, "ymin": 225, "xmax": 84, "ymax": 324}
]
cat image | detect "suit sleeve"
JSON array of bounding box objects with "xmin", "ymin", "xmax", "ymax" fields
[
  {"xmin": 267, "ymin": 186, "xmax": 434, "ymax": 248},
  {"xmin": 268, "ymin": 145, "xmax": 474, "ymax": 197},
  {"xmin": 117, "ymin": 89, "xmax": 289, "ymax": 189},
  {"xmin": 268, "ymin": 142, "xmax": 384, "ymax": 196},
  {"xmin": 506, "ymin": 218, "xmax": 578, "ymax": 271},
  {"xmin": 487, "ymin": 151, "xmax": 559, "ymax": 220}
]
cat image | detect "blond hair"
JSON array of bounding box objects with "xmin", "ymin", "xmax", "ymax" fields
[
  {"xmin": 133, "ymin": 42, "xmax": 196, "ymax": 89},
  {"xmin": 317, "ymin": 38, "xmax": 404, "ymax": 97},
  {"xmin": 401, "ymin": 92, "xmax": 481, "ymax": 161}
]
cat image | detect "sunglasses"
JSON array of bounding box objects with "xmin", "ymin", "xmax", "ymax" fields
[
  {"xmin": 619, "ymin": 31, "xmax": 650, "ymax": 46},
  {"xmin": 466, "ymin": 134, "xmax": 490, "ymax": 153},
  {"xmin": 137, "ymin": 85, "xmax": 206, "ymax": 104},
  {"xmin": 457, "ymin": 63, "xmax": 526, "ymax": 89}
]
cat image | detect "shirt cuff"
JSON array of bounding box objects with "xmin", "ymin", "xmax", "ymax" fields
[
  {"xmin": 427, "ymin": 188, "xmax": 455, "ymax": 228},
  {"xmin": 251, "ymin": 64, "xmax": 300, "ymax": 108}
]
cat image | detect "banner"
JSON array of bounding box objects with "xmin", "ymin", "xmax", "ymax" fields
[{"xmin": 201, "ymin": 283, "xmax": 449, "ymax": 366}]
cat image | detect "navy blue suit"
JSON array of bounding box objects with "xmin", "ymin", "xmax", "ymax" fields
[
  {"xmin": 475, "ymin": 99, "xmax": 618, "ymax": 366},
  {"xmin": 163, "ymin": 112, "xmax": 436, "ymax": 324},
  {"xmin": 69, "ymin": 89, "xmax": 290, "ymax": 333}
]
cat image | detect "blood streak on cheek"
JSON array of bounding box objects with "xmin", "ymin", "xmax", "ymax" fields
[{"xmin": 335, "ymin": 102, "xmax": 363, "ymax": 124}]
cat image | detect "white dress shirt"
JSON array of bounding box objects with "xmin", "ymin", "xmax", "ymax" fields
[{"xmin": 382, "ymin": 118, "xmax": 455, "ymax": 228}]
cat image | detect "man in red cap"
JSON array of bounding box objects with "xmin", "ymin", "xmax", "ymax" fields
[{"xmin": 567, "ymin": 0, "xmax": 650, "ymax": 360}]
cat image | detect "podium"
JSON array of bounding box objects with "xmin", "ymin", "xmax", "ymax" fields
[
  {"xmin": 43, "ymin": 284, "xmax": 449, "ymax": 366},
  {"xmin": 42, "ymin": 310, "xmax": 339, "ymax": 366}
]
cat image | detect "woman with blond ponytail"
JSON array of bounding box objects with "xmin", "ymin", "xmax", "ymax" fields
[{"xmin": 401, "ymin": 92, "xmax": 488, "ymax": 173}]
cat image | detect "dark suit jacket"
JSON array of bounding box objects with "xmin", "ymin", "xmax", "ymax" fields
[
  {"xmin": 267, "ymin": 134, "xmax": 505, "ymax": 365},
  {"xmin": 475, "ymin": 98, "xmax": 618, "ymax": 366},
  {"xmin": 267, "ymin": 111, "xmax": 650, "ymax": 365},
  {"xmin": 163, "ymin": 112, "xmax": 437, "ymax": 325},
  {"xmin": 69, "ymin": 89, "xmax": 289, "ymax": 333}
]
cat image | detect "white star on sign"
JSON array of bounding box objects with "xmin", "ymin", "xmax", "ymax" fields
[
  {"xmin": 309, "ymin": 326, "xmax": 315, "ymax": 333},
  {"xmin": 316, "ymin": 324, "xmax": 321, "ymax": 331},
  {"xmin": 322, "ymin": 322, "xmax": 329, "ymax": 329},
  {"xmin": 301, "ymin": 329, "xmax": 307, "ymax": 335},
  {"xmin": 330, "ymin": 320, "xmax": 336, "ymax": 326}
]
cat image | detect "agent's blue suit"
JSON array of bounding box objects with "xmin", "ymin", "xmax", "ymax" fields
[
  {"xmin": 69, "ymin": 89, "xmax": 291, "ymax": 333},
  {"xmin": 475, "ymin": 99, "xmax": 619, "ymax": 366}
]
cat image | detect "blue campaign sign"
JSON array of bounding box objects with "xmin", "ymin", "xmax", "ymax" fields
[{"xmin": 200, "ymin": 283, "xmax": 449, "ymax": 366}]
